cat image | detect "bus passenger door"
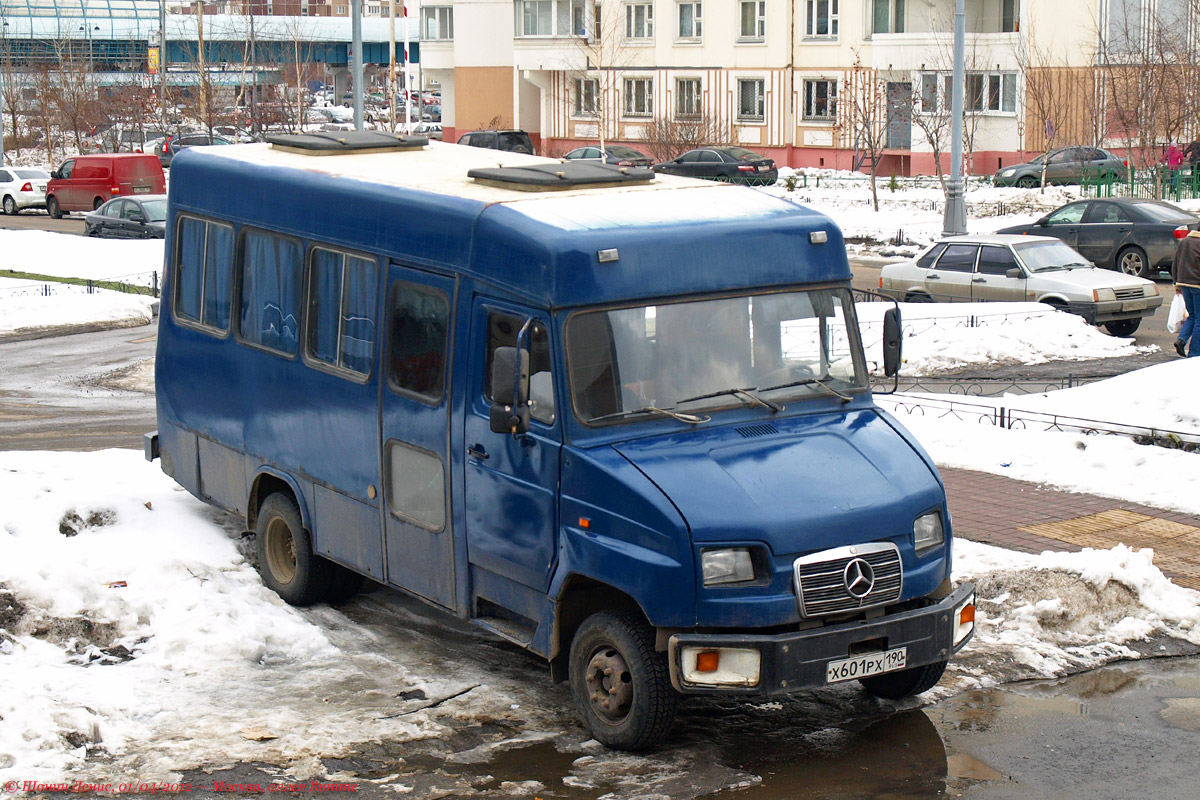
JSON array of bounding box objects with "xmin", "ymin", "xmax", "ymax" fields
[
  {"xmin": 380, "ymin": 265, "xmax": 457, "ymax": 610},
  {"xmin": 463, "ymin": 303, "xmax": 561, "ymax": 616}
]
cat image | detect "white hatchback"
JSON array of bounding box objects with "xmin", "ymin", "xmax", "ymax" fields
[
  {"xmin": 0, "ymin": 167, "xmax": 51, "ymax": 215},
  {"xmin": 879, "ymin": 234, "xmax": 1164, "ymax": 337}
]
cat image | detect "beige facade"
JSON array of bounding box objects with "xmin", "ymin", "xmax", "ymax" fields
[{"xmin": 421, "ymin": 0, "xmax": 1124, "ymax": 173}]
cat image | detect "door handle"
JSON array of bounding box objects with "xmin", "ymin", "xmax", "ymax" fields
[
  {"xmin": 926, "ymin": 273, "xmax": 941, "ymax": 280},
  {"xmin": 467, "ymin": 444, "xmax": 489, "ymax": 461},
  {"xmin": 972, "ymin": 277, "xmax": 986, "ymax": 282}
]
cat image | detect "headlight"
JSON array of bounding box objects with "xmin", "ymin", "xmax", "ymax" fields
[
  {"xmin": 1145, "ymin": 284, "xmax": 1159, "ymax": 297},
  {"xmin": 1094, "ymin": 288, "xmax": 1116, "ymax": 302},
  {"xmin": 1000, "ymin": 168, "xmax": 1016, "ymax": 177},
  {"xmin": 913, "ymin": 511, "xmax": 944, "ymax": 553},
  {"xmin": 701, "ymin": 548, "xmax": 755, "ymax": 586}
]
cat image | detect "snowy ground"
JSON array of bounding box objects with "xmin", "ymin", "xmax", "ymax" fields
[{"xmin": 2, "ymin": 177, "xmax": 1199, "ymax": 789}]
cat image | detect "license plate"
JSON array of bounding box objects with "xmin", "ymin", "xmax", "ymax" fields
[
  {"xmin": 1122, "ymin": 299, "xmax": 1148, "ymax": 311},
  {"xmin": 826, "ymin": 647, "xmax": 907, "ymax": 683},
  {"xmin": 133, "ymin": 186, "xmax": 150, "ymax": 193},
  {"xmin": 757, "ymin": 165, "xmax": 769, "ymax": 172}
]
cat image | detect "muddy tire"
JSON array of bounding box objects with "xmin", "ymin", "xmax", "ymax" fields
[
  {"xmin": 3, "ymin": 195, "xmax": 16, "ymax": 215},
  {"xmin": 569, "ymin": 611, "xmax": 677, "ymax": 751},
  {"xmin": 860, "ymin": 659, "xmax": 948, "ymax": 699},
  {"xmin": 255, "ymin": 492, "xmax": 330, "ymax": 606},
  {"xmin": 47, "ymin": 196, "xmax": 63, "ymax": 219},
  {"xmin": 1103, "ymin": 318, "xmax": 1140, "ymax": 337}
]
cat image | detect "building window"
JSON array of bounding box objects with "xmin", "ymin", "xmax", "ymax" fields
[
  {"xmin": 518, "ymin": 0, "xmax": 554, "ymax": 36},
  {"xmin": 921, "ymin": 71, "xmax": 1016, "ymax": 114},
  {"xmin": 871, "ymin": 0, "xmax": 904, "ymax": 33},
  {"xmin": 806, "ymin": 0, "xmax": 837, "ymax": 36},
  {"xmin": 421, "ymin": 6, "xmax": 453, "ymax": 40},
  {"xmin": 675, "ymin": 77, "xmax": 701, "ymax": 118},
  {"xmin": 677, "ymin": 1, "xmax": 702, "ymax": 39},
  {"xmin": 335, "ymin": 5, "xmax": 346, "ymax": 14},
  {"xmin": 623, "ymin": 77, "xmax": 653, "ymax": 116},
  {"xmin": 803, "ymin": 79, "xmax": 837, "ymax": 121},
  {"xmin": 737, "ymin": 78, "xmax": 764, "ymax": 122},
  {"xmin": 625, "ymin": 2, "xmax": 654, "ymax": 39},
  {"xmin": 739, "ymin": 1, "xmax": 765, "ymax": 40},
  {"xmin": 174, "ymin": 216, "xmax": 234, "ymax": 332},
  {"xmin": 574, "ymin": 77, "xmax": 599, "ymax": 116},
  {"xmin": 238, "ymin": 230, "xmax": 303, "ymax": 356},
  {"xmin": 1002, "ymin": 0, "xmax": 1018, "ymax": 32}
]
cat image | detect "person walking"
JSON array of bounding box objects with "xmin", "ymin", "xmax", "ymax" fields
[{"xmin": 1171, "ymin": 228, "xmax": 1200, "ymax": 356}]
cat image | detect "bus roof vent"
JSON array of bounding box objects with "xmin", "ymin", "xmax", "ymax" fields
[
  {"xmin": 467, "ymin": 162, "xmax": 655, "ymax": 192},
  {"xmin": 266, "ymin": 130, "xmax": 428, "ymax": 155}
]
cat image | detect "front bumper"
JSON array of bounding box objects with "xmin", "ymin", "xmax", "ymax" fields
[
  {"xmin": 1067, "ymin": 296, "xmax": 1163, "ymax": 324},
  {"xmin": 667, "ymin": 582, "xmax": 975, "ymax": 694}
]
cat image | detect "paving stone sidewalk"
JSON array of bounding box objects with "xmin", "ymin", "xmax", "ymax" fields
[{"xmin": 942, "ymin": 467, "xmax": 1200, "ymax": 590}]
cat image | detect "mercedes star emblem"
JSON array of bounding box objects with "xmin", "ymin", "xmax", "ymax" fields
[{"xmin": 843, "ymin": 558, "xmax": 876, "ymax": 599}]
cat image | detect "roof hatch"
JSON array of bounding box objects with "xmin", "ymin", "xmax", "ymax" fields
[
  {"xmin": 467, "ymin": 161, "xmax": 655, "ymax": 192},
  {"xmin": 266, "ymin": 130, "xmax": 428, "ymax": 155}
]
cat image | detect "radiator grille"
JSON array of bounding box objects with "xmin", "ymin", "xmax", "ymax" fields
[
  {"xmin": 793, "ymin": 543, "xmax": 903, "ymax": 618},
  {"xmin": 1114, "ymin": 287, "xmax": 1145, "ymax": 301}
]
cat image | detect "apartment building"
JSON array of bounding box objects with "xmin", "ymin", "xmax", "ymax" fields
[{"xmin": 420, "ymin": 0, "xmax": 1111, "ymax": 174}]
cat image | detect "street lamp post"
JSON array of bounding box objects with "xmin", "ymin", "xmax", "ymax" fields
[{"xmin": 942, "ymin": 0, "xmax": 968, "ymax": 236}]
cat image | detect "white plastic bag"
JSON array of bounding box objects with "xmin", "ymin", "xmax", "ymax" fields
[{"xmin": 1168, "ymin": 293, "xmax": 1188, "ymax": 334}]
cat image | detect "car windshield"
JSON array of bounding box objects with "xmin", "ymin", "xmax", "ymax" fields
[
  {"xmin": 725, "ymin": 147, "xmax": 763, "ymax": 161},
  {"xmin": 1132, "ymin": 201, "xmax": 1196, "ymax": 223},
  {"xmin": 607, "ymin": 145, "xmax": 644, "ymax": 158},
  {"xmin": 15, "ymin": 169, "xmax": 49, "ymax": 179},
  {"xmin": 1029, "ymin": 153, "xmax": 1048, "ymax": 165},
  {"xmin": 141, "ymin": 199, "xmax": 168, "ymax": 222},
  {"xmin": 566, "ymin": 288, "xmax": 868, "ymax": 424},
  {"xmin": 1012, "ymin": 240, "xmax": 1091, "ymax": 271}
]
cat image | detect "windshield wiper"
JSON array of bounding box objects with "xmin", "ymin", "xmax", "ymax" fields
[
  {"xmin": 588, "ymin": 406, "xmax": 711, "ymax": 425},
  {"xmin": 760, "ymin": 376, "xmax": 854, "ymax": 403},
  {"xmin": 675, "ymin": 386, "xmax": 784, "ymax": 412}
]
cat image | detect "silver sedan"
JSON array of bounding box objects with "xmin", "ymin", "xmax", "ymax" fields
[{"xmin": 878, "ymin": 234, "xmax": 1163, "ymax": 337}]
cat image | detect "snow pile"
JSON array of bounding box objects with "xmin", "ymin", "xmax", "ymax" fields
[
  {"xmin": 952, "ymin": 540, "xmax": 1200, "ymax": 684},
  {"xmin": 0, "ymin": 278, "xmax": 156, "ymax": 336},
  {"xmin": 0, "ymin": 450, "xmax": 533, "ymax": 783},
  {"xmin": 857, "ymin": 301, "xmax": 1155, "ymax": 374}
]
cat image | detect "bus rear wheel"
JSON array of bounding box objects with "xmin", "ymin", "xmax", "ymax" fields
[{"xmin": 255, "ymin": 492, "xmax": 331, "ymax": 606}]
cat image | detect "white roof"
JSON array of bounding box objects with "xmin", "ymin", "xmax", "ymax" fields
[{"xmin": 202, "ymin": 141, "xmax": 806, "ymax": 231}]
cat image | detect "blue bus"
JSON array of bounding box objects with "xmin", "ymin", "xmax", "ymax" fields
[{"xmin": 147, "ymin": 131, "xmax": 975, "ymax": 750}]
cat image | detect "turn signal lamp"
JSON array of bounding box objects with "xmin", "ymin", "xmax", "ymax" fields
[
  {"xmin": 695, "ymin": 651, "xmax": 720, "ymax": 673},
  {"xmin": 1175, "ymin": 226, "xmax": 1189, "ymax": 239},
  {"xmin": 20, "ymin": 182, "xmax": 32, "ymax": 192},
  {"xmin": 953, "ymin": 595, "xmax": 976, "ymax": 646}
]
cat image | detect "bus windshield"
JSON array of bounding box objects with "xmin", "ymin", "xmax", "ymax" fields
[{"xmin": 566, "ymin": 288, "xmax": 868, "ymax": 424}]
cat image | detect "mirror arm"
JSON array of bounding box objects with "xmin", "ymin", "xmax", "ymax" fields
[{"xmin": 509, "ymin": 318, "xmax": 535, "ymax": 436}]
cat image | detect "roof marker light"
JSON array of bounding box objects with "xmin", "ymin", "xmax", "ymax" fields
[
  {"xmin": 598, "ymin": 248, "xmax": 619, "ymax": 263},
  {"xmin": 810, "ymin": 231, "xmax": 828, "ymax": 244}
]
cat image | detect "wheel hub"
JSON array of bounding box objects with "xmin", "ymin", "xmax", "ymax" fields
[
  {"xmin": 264, "ymin": 517, "xmax": 297, "ymax": 585},
  {"xmin": 583, "ymin": 647, "xmax": 633, "ymax": 721}
]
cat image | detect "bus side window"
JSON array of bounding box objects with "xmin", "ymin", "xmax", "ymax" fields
[
  {"xmin": 307, "ymin": 248, "xmax": 379, "ymax": 375},
  {"xmin": 388, "ymin": 282, "xmax": 450, "ymax": 401},
  {"xmin": 174, "ymin": 216, "xmax": 233, "ymax": 331},
  {"xmin": 485, "ymin": 312, "xmax": 555, "ymax": 424},
  {"xmin": 238, "ymin": 230, "xmax": 302, "ymax": 355}
]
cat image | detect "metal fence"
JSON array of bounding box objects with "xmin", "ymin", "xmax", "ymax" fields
[
  {"xmin": 0, "ymin": 271, "xmax": 160, "ymax": 299},
  {"xmin": 1080, "ymin": 165, "xmax": 1200, "ymax": 202}
]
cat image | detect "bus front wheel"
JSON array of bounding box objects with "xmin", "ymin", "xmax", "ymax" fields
[{"xmin": 255, "ymin": 492, "xmax": 330, "ymax": 606}]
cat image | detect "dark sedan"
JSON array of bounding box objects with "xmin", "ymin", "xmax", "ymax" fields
[
  {"xmin": 157, "ymin": 133, "xmax": 233, "ymax": 168},
  {"xmin": 996, "ymin": 198, "xmax": 1199, "ymax": 278},
  {"xmin": 562, "ymin": 144, "xmax": 653, "ymax": 167},
  {"xmin": 993, "ymin": 146, "xmax": 1127, "ymax": 188},
  {"xmin": 84, "ymin": 195, "xmax": 167, "ymax": 239},
  {"xmin": 653, "ymin": 146, "xmax": 777, "ymax": 185}
]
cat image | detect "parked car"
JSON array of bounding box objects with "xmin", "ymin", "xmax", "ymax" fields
[
  {"xmin": 157, "ymin": 133, "xmax": 234, "ymax": 168},
  {"xmin": 993, "ymin": 146, "xmax": 1127, "ymax": 188},
  {"xmin": 563, "ymin": 144, "xmax": 654, "ymax": 167},
  {"xmin": 457, "ymin": 129, "xmax": 534, "ymax": 154},
  {"xmin": 878, "ymin": 234, "xmax": 1163, "ymax": 336},
  {"xmin": 995, "ymin": 197, "xmax": 1200, "ymax": 277},
  {"xmin": 413, "ymin": 121, "xmax": 443, "ymax": 140},
  {"xmin": 47, "ymin": 153, "xmax": 165, "ymax": 218},
  {"xmin": 0, "ymin": 167, "xmax": 51, "ymax": 215},
  {"xmin": 81, "ymin": 124, "xmax": 167, "ymax": 154},
  {"xmin": 653, "ymin": 146, "xmax": 778, "ymax": 185},
  {"xmin": 83, "ymin": 194, "xmax": 167, "ymax": 239}
]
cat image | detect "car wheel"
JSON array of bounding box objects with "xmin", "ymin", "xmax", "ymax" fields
[
  {"xmin": 1041, "ymin": 298, "xmax": 1068, "ymax": 312},
  {"xmin": 1103, "ymin": 318, "xmax": 1141, "ymax": 337},
  {"xmin": 255, "ymin": 492, "xmax": 331, "ymax": 606},
  {"xmin": 569, "ymin": 610, "xmax": 677, "ymax": 751},
  {"xmin": 905, "ymin": 292, "xmax": 933, "ymax": 303},
  {"xmin": 47, "ymin": 196, "xmax": 63, "ymax": 219},
  {"xmin": 1016, "ymin": 176, "xmax": 1038, "ymax": 188},
  {"xmin": 2, "ymin": 195, "xmax": 16, "ymax": 216},
  {"xmin": 860, "ymin": 660, "xmax": 948, "ymax": 699},
  {"xmin": 1117, "ymin": 246, "xmax": 1149, "ymax": 278},
  {"xmin": 93, "ymin": 197, "xmax": 105, "ymax": 211}
]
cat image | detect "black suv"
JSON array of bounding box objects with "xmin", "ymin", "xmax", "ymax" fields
[{"xmin": 457, "ymin": 129, "xmax": 534, "ymax": 154}]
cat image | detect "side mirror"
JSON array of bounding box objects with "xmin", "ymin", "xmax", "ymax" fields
[
  {"xmin": 883, "ymin": 307, "xmax": 902, "ymax": 378},
  {"xmin": 1006, "ymin": 267, "xmax": 1023, "ymax": 279},
  {"xmin": 50, "ymin": 170, "xmax": 60, "ymax": 179},
  {"xmin": 1035, "ymin": 217, "xmax": 1048, "ymax": 227},
  {"xmin": 131, "ymin": 213, "xmax": 147, "ymax": 224},
  {"xmin": 489, "ymin": 346, "xmax": 531, "ymax": 435}
]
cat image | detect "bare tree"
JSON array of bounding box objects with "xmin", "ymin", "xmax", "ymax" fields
[
  {"xmin": 909, "ymin": 77, "xmax": 952, "ymax": 191},
  {"xmin": 46, "ymin": 40, "xmax": 103, "ymax": 151},
  {"xmin": 642, "ymin": 111, "xmax": 733, "ymax": 163},
  {"xmin": 842, "ymin": 53, "xmax": 889, "ymax": 211}
]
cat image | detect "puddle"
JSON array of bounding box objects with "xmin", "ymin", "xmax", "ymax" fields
[{"xmin": 1160, "ymin": 698, "xmax": 1200, "ymax": 732}]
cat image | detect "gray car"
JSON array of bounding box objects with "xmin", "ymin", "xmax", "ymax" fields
[
  {"xmin": 994, "ymin": 146, "xmax": 1127, "ymax": 188},
  {"xmin": 879, "ymin": 234, "xmax": 1162, "ymax": 337}
]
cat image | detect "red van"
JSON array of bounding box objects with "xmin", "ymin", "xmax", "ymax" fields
[{"xmin": 47, "ymin": 153, "xmax": 165, "ymax": 218}]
